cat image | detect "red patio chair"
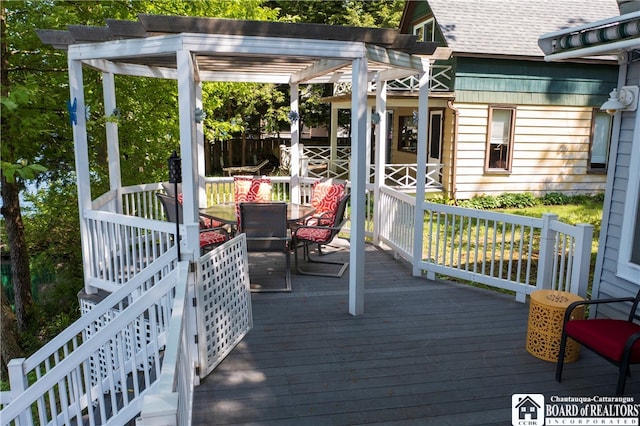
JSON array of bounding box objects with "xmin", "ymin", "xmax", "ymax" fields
[
  {"xmin": 156, "ymin": 193, "xmax": 229, "ymax": 252},
  {"xmin": 233, "ymin": 175, "xmax": 272, "ymax": 226},
  {"xmin": 556, "ymin": 289, "xmax": 640, "ymax": 395},
  {"xmin": 291, "ymin": 193, "xmax": 350, "ymax": 278},
  {"xmin": 303, "ymin": 178, "xmax": 346, "ymax": 226}
]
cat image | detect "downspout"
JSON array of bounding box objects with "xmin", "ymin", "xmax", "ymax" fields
[{"xmin": 446, "ymin": 100, "xmax": 459, "ymax": 204}]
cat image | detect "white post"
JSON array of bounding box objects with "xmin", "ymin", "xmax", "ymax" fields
[
  {"xmin": 349, "ymin": 57, "xmax": 368, "ymax": 316},
  {"xmin": 330, "ymin": 105, "xmax": 339, "ymax": 174},
  {"xmin": 176, "ymin": 50, "xmax": 199, "ymax": 261},
  {"xmin": 102, "ymin": 71, "xmax": 122, "ymax": 214},
  {"xmin": 290, "ymin": 83, "xmax": 300, "ymax": 203},
  {"xmin": 136, "ymin": 394, "xmax": 179, "ymax": 426},
  {"xmin": 195, "ymin": 82, "xmax": 207, "ymax": 208},
  {"xmin": 570, "ymin": 223, "xmax": 594, "ymax": 298},
  {"xmin": 412, "ymin": 61, "xmax": 430, "ymax": 278},
  {"xmin": 537, "ymin": 213, "xmax": 559, "ymax": 295},
  {"xmin": 373, "ymin": 74, "xmax": 387, "ymax": 245},
  {"xmin": 8, "ymin": 358, "xmax": 30, "ymax": 425},
  {"xmin": 69, "ymin": 57, "xmax": 95, "ymax": 294}
]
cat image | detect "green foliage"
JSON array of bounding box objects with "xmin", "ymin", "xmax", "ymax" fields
[
  {"xmin": 269, "ymin": 0, "xmax": 404, "ymax": 28},
  {"xmin": 1, "ymin": 161, "xmax": 47, "ymax": 183},
  {"xmin": 495, "ymin": 192, "xmax": 539, "ymax": 208}
]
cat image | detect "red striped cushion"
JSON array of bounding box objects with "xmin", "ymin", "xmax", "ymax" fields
[
  {"xmin": 295, "ymin": 227, "xmax": 332, "ymax": 243},
  {"xmin": 199, "ymin": 230, "xmax": 227, "ymax": 248},
  {"xmin": 234, "ymin": 177, "xmax": 272, "ymax": 225},
  {"xmin": 310, "ymin": 180, "xmax": 345, "ymax": 216}
]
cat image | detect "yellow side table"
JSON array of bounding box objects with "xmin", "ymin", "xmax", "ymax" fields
[{"xmin": 526, "ymin": 289, "xmax": 585, "ymax": 362}]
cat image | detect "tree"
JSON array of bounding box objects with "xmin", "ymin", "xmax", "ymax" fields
[
  {"xmin": 0, "ymin": 0, "xmax": 278, "ymax": 373},
  {"xmin": 268, "ymin": 0, "xmax": 404, "ymax": 28}
]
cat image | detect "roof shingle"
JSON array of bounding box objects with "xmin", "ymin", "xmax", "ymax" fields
[{"xmin": 423, "ymin": 0, "xmax": 620, "ymax": 57}]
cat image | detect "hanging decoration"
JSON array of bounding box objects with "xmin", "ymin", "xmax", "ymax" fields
[
  {"xmin": 288, "ymin": 110, "xmax": 300, "ymax": 124},
  {"xmin": 195, "ymin": 107, "xmax": 206, "ymax": 123},
  {"xmin": 412, "ymin": 110, "xmax": 419, "ymax": 125},
  {"xmin": 67, "ymin": 98, "xmax": 77, "ymax": 126},
  {"xmin": 371, "ymin": 112, "xmax": 381, "ymax": 125}
]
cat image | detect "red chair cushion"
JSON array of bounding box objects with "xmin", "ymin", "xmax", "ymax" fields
[
  {"xmin": 310, "ymin": 180, "xmax": 345, "ymax": 215},
  {"xmin": 199, "ymin": 230, "xmax": 227, "ymax": 248},
  {"xmin": 234, "ymin": 177, "xmax": 272, "ymax": 226},
  {"xmin": 295, "ymin": 227, "xmax": 332, "ymax": 243},
  {"xmin": 565, "ymin": 319, "xmax": 640, "ymax": 363}
]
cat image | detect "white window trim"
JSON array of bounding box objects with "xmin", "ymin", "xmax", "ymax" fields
[
  {"xmin": 413, "ymin": 18, "xmax": 435, "ymax": 43},
  {"xmin": 617, "ymin": 109, "xmax": 640, "ymax": 284}
]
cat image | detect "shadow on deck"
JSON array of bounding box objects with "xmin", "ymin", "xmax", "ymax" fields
[{"xmin": 192, "ymin": 238, "xmax": 640, "ymax": 425}]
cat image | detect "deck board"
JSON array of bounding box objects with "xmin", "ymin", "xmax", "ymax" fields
[{"xmin": 192, "ymin": 239, "xmax": 640, "ymax": 425}]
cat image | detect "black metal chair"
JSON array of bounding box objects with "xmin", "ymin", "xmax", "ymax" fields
[
  {"xmin": 556, "ymin": 289, "xmax": 640, "ymax": 395},
  {"xmin": 238, "ymin": 202, "xmax": 291, "ymax": 292},
  {"xmin": 156, "ymin": 193, "xmax": 229, "ymax": 253},
  {"xmin": 291, "ymin": 193, "xmax": 350, "ymax": 278}
]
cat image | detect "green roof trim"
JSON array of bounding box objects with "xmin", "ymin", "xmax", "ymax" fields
[{"xmin": 453, "ymin": 58, "xmax": 617, "ymax": 106}]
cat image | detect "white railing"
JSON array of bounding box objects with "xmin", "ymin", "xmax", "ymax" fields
[
  {"xmin": 137, "ymin": 260, "xmax": 194, "ymax": 426},
  {"xmin": 109, "ymin": 180, "xmax": 591, "ymax": 304},
  {"xmin": 384, "ymin": 163, "xmax": 443, "ymax": 191},
  {"xmin": 377, "ymin": 186, "xmax": 593, "ymax": 302},
  {"xmin": 137, "ymin": 235, "xmax": 252, "ymax": 425},
  {"xmin": 85, "ymin": 210, "xmax": 176, "ymax": 293},
  {"xmin": 279, "ymin": 145, "xmax": 443, "ymax": 190},
  {"xmin": 1, "ymin": 251, "xmax": 181, "ymax": 426},
  {"xmin": 378, "ymin": 187, "xmax": 416, "ymax": 259},
  {"xmin": 333, "ymin": 65, "xmax": 454, "ymax": 95}
]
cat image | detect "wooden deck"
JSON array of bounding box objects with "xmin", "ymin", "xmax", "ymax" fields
[{"xmin": 192, "ymin": 238, "xmax": 640, "ymax": 425}]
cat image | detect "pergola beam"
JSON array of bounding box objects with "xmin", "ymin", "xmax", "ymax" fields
[{"xmin": 290, "ymin": 59, "xmax": 352, "ymax": 84}]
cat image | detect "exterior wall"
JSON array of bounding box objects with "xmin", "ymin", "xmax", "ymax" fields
[
  {"xmin": 593, "ymin": 60, "xmax": 640, "ymax": 318},
  {"xmin": 453, "ymin": 103, "xmax": 608, "ymax": 199}
]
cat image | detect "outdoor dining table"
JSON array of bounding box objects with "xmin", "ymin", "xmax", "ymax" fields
[{"xmin": 199, "ymin": 202, "xmax": 316, "ymax": 228}]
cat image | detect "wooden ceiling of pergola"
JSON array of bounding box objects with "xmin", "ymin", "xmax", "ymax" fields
[{"xmin": 37, "ymin": 15, "xmax": 442, "ymax": 85}]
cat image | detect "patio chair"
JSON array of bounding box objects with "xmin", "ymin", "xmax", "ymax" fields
[
  {"xmin": 233, "ymin": 175, "xmax": 272, "ymax": 225},
  {"xmin": 556, "ymin": 289, "xmax": 640, "ymax": 395},
  {"xmin": 291, "ymin": 193, "xmax": 350, "ymax": 278},
  {"xmin": 156, "ymin": 193, "xmax": 229, "ymax": 252},
  {"xmin": 161, "ymin": 182, "xmax": 225, "ymax": 229},
  {"xmin": 299, "ymin": 178, "xmax": 346, "ymax": 227},
  {"xmin": 239, "ymin": 202, "xmax": 291, "ymax": 292}
]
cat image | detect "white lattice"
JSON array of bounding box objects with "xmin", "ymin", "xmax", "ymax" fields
[{"xmin": 197, "ymin": 234, "xmax": 253, "ymax": 376}]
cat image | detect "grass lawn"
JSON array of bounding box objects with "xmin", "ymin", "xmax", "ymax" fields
[{"xmin": 496, "ymin": 198, "xmax": 604, "ymax": 287}]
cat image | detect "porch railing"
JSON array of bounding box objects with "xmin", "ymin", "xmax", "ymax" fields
[
  {"xmin": 93, "ymin": 179, "xmax": 590, "ymax": 304},
  {"xmin": 85, "ymin": 209, "xmax": 176, "ymax": 293},
  {"xmin": 279, "ymin": 145, "xmax": 444, "ymax": 190},
  {"xmin": 377, "ymin": 186, "xmax": 594, "ymax": 301},
  {"xmin": 0, "ymin": 251, "xmax": 182, "ymax": 425},
  {"xmin": 332, "ymin": 64, "xmax": 454, "ymax": 95}
]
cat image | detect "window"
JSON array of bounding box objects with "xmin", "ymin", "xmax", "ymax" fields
[
  {"xmin": 398, "ymin": 115, "xmax": 417, "ymax": 153},
  {"xmin": 589, "ymin": 109, "xmax": 612, "ymax": 172},
  {"xmin": 618, "ymin": 125, "xmax": 640, "ymax": 284},
  {"xmin": 485, "ymin": 106, "xmax": 516, "ymax": 172},
  {"xmin": 413, "ymin": 18, "xmax": 436, "ymax": 43}
]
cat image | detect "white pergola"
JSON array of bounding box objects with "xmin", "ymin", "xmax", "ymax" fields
[{"xmin": 38, "ymin": 15, "xmax": 441, "ymax": 316}]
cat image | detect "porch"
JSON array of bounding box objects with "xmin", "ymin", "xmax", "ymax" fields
[{"xmin": 194, "ymin": 240, "xmax": 640, "ymax": 425}]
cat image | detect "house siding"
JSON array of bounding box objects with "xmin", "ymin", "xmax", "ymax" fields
[
  {"xmin": 592, "ymin": 61, "xmax": 640, "ymax": 318},
  {"xmin": 455, "ymin": 58, "xmax": 617, "ymax": 106},
  {"xmin": 453, "ymin": 103, "xmax": 607, "ymax": 199}
]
